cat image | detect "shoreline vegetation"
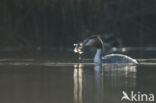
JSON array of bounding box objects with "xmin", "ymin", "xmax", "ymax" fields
[{"xmin": 0, "ymin": 0, "xmax": 156, "ymax": 47}]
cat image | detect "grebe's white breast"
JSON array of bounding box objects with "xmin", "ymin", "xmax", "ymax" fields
[{"xmin": 102, "ymin": 54, "xmax": 138, "ymax": 64}]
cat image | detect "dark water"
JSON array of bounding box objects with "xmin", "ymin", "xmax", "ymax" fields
[{"xmin": 0, "ymin": 56, "xmax": 156, "ymax": 103}]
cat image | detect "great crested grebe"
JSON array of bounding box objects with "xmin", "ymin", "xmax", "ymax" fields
[{"xmin": 74, "ymin": 35, "xmax": 138, "ymax": 64}]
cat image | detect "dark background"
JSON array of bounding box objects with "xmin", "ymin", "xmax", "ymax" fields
[{"xmin": 0, "ymin": 0, "xmax": 156, "ymax": 49}]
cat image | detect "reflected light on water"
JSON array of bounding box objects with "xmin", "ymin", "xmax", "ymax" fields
[
  {"xmin": 102, "ymin": 64, "xmax": 137, "ymax": 88},
  {"xmin": 73, "ymin": 64, "xmax": 137, "ymax": 103},
  {"xmin": 74, "ymin": 64, "xmax": 83, "ymax": 103}
]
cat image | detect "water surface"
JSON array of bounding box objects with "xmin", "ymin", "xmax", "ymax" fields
[{"xmin": 0, "ymin": 53, "xmax": 156, "ymax": 103}]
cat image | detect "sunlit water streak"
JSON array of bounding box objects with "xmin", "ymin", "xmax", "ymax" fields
[
  {"xmin": 0, "ymin": 58, "xmax": 156, "ymax": 66},
  {"xmin": 74, "ymin": 64, "xmax": 83, "ymax": 103},
  {"xmin": 0, "ymin": 62, "xmax": 156, "ymax": 66}
]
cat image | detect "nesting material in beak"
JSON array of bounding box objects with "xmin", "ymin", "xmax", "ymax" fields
[{"xmin": 73, "ymin": 43, "xmax": 84, "ymax": 54}]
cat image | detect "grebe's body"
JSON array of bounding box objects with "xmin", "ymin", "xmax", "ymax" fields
[
  {"xmin": 102, "ymin": 54, "xmax": 138, "ymax": 64},
  {"xmin": 94, "ymin": 49, "xmax": 137, "ymax": 64},
  {"xmin": 74, "ymin": 35, "xmax": 138, "ymax": 64}
]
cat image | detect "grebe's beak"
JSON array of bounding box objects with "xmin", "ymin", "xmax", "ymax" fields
[
  {"xmin": 74, "ymin": 36, "xmax": 100, "ymax": 54},
  {"xmin": 73, "ymin": 38, "xmax": 97, "ymax": 54}
]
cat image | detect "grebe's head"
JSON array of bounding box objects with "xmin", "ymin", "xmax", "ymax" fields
[
  {"xmin": 83, "ymin": 35, "xmax": 103, "ymax": 49},
  {"xmin": 74, "ymin": 35, "xmax": 104, "ymax": 54}
]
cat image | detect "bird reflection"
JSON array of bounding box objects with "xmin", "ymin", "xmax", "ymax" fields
[
  {"xmin": 102, "ymin": 64, "xmax": 137, "ymax": 88},
  {"xmin": 73, "ymin": 63, "xmax": 137, "ymax": 103}
]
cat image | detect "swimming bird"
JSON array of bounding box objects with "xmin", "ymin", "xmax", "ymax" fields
[{"xmin": 74, "ymin": 35, "xmax": 138, "ymax": 64}]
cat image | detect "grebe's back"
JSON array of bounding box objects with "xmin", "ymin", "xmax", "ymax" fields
[{"xmin": 102, "ymin": 54, "xmax": 138, "ymax": 64}]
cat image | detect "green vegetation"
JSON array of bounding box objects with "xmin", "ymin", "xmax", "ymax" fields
[{"xmin": 0, "ymin": 0, "xmax": 156, "ymax": 48}]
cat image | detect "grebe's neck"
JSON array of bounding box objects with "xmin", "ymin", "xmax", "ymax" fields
[{"xmin": 94, "ymin": 49, "xmax": 102, "ymax": 63}]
